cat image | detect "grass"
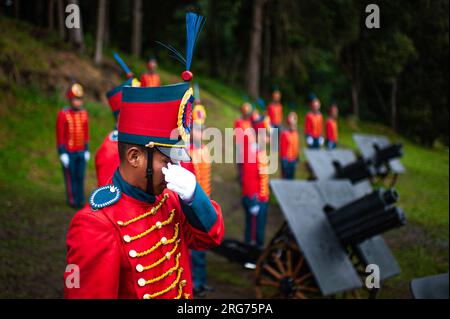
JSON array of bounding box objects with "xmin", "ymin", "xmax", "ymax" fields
[{"xmin": 0, "ymin": 16, "xmax": 448, "ymax": 299}]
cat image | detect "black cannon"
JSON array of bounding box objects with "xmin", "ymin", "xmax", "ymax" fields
[
  {"xmin": 333, "ymin": 157, "xmax": 376, "ymax": 184},
  {"xmin": 254, "ymin": 180, "xmax": 406, "ymax": 299}
]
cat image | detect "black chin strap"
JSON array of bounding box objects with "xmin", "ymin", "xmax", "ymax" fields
[{"xmin": 146, "ymin": 148, "xmax": 154, "ymax": 195}]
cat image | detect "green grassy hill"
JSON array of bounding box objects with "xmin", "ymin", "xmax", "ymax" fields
[{"xmin": 0, "ymin": 16, "xmax": 448, "ymax": 298}]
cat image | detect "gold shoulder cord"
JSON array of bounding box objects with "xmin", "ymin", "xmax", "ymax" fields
[{"xmin": 117, "ymin": 193, "xmax": 169, "ymax": 227}]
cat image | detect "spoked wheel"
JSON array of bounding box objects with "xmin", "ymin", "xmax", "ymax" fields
[{"xmin": 255, "ymin": 241, "xmax": 321, "ymax": 299}]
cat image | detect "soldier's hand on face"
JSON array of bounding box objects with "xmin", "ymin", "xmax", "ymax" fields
[
  {"xmin": 84, "ymin": 151, "xmax": 90, "ymax": 162},
  {"xmin": 162, "ymin": 163, "xmax": 196, "ymax": 204},
  {"xmin": 60, "ymin": 153, "xmax": 69, "ymax": 168}
]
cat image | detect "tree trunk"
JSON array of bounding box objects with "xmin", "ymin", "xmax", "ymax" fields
[
  {"xmin": 261, "ymin": 8, "xmax": 271, "ymax": 96},
  {"xmin": 104, "ymin": 0, "xmax": 110, "ymax": 47},
  {"xmin": 48, "ymin": 0, "xmax": 55, "ymax": 30},
  {"xmin": 246, "ymin": 0, "xmax": 266, "ymax": 100},
  {"xmin": 390, "ymin": 79, "xmax": 398, "ymax": 131},
  {"xmin": 14, "ymin": 0, "xmax": 20, "ymax": 18},
  {"xmin": 67, "ymin": 0, "xmax": 85, "ymax": 53},
  {"xmin": 351, "ymin": 83, "xmax": 359, "ymax": 119},
  {"xmin": 57, "ymin": 0, "xmax": 65, "ymax": 40},
  {"xmin": 94, "ymin": 0, "xmax": 107, "ymax": 65},
  {"xmin": 131, "ymin": 0, "xmax": 143, "ymax": 57}
]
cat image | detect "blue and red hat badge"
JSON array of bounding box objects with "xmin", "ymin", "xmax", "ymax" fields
[{"xmin": 118, "ymin": 12, "xmax": 205, "ymax": 161}]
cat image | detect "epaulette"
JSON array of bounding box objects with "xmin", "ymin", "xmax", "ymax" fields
[{"xmin": 89, "ymin": 184, "xmax": 121, "ymax": 210}]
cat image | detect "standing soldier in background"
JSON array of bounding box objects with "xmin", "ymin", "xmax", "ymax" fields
[
  {"xmin": 95, "ymin": 78, "xmax": 140, "ymax": 186},
  {"xmin": 304, "ymin": 93, "xmax": 324, "ymax": 149},
  {"xmin": 140, "ymin": 56, "xmax": 161, "ymax": 87},
  {"xmin": 241, "ymin": 112, "xmax": 270, "ymax": 249},
  {"xmin": 280, "ymin": 110, "xmax": 300, "ymax": 179},
  {"xmin": 56, "ymin": 83, "xmax": 90, "ymax": 208},
  {"xmin": 325, "ymin": 103, "xmax": 339, "ymax": 149},
  {"xmin": 267, "ymin": 88, "xmax": 283, "ymax": 131},
  {"xmin": 181, "ymin": 85, "xmax": 214, "ymax": 297},
  {"xmin": 234, "ymin": 101, "xmax": 253, "ymax": 183}
]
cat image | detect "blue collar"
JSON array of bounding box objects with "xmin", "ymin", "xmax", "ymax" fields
[{"xmin": 113, "ymin": 169, "xmax": 156, "ymax": 204}]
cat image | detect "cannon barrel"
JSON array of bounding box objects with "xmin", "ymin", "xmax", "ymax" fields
[
  {"xmin": 333, "ymin": 158, "xmax": 376, "ymax": 183},
  {"xmin": 374, "ymin": 143, "xmax": 403, "ymax": 167},
  {"xmin": 327, "ymin": 189, "xmax": 406, "ymax": 246}
]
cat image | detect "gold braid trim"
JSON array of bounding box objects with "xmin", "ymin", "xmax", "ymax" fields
[
  {"xmin": 142, "ymin": 267, "xmax": 184, "ymax": 299},
  {"xmin": 125, "ymin": 210, "xmax": 175, "ymax": 243},
  {"xmin": 137, "ymin": 239, "xmax": 180, "ymax": 272},
  {"xmin": 139, "ymin": 253, "xmax": 181, "ymax": 286},
  {"xmin": 135, "ymin": 223, "xmax": 179, "ymax": 258},
  {"xmin": 145, "ymin": 141, "xmax": 187, "ymax": 148},
  {"xmin": 117, "ymin": 193, "xmax": 169, "ymax": 227},
  {"xmin": 174, "ymin": 282, "xmax": 184, "ymax": 299}
]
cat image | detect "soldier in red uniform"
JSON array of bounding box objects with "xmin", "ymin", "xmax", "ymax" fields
[
  {"xmin": 325, "ymin": 103, "xmax": 339, "ymax": 149},
  {"xmin": 140, "ymin": 57, "xmax": 161, "ymax": 87},
  {"xmin": 267, "ymin": 88, "xmax": 283, "ymax": 130},
  {"xmin": 95, "ymin": 78, "xmax": 140, "ymax": 186},
  {"xmin": 304, "ymin": 93, "xmax": 324, "ymax": 149},
  {"xmin": 234, "ymin": 102, "xmax": 253, "ymax": 183},
  {"xmin": 56, "ymin": 83, "xmax": 89, "ymax": 208},
  {"xmin": 64, "ymin": 12, "xmax": 223, "ymax": 299},
  {"xmin": 241, "ymin": 111, "xmax": 270, "ymax": 249},
  {"xmin": 280, "ymin": 111, "xmax": 300, "ymax": 179}
]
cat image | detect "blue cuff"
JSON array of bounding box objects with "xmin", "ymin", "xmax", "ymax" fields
[
  {"xmin": 180, "ymin": 182, "xmax": 217, "ymax": 233},
  {"xmin": 57, "ymin": 146, "xmax": 66, "ymax": 154}
]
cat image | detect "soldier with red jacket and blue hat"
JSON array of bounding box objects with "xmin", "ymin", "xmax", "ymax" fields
[
  {"xmin": 65, "ymin": 12, "xmax": 224, "ymax": 299},
  {"xmin": 234, "ymin": 101, "xmax": 253, "ymax": 184},
  {"xmin": 304, "ymin": 92, "xmax": 324, "ymax": 149},
  {"xmin": 56, "ymin": 83, "xmax": 89, "ymax": 208},
  {"xmin": 280, "ymin": 109, "xmax": 300, "ymax": 179},
  {"xmin": 325, "ymin": 102, "xmax": 339, "ymax": 149},
  {"xmin": 241, "ymin": 105, "xmax": 270, "ymax": 249}
]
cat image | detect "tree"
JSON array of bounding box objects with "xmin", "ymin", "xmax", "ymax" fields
[
  {"xmin": 47, "ymin": 0, "xmax": 55, "ymax": 30},
  {"xmin": 246, "ymin": 0, "xmax": 267, "ymax": 99},
  {"xmin": 371, "ymin": 32, "xmax": 417, "ymax": 131},
  {"xmin": 94, "ymin": 0, "xmax": 107, "ymax": 65},
  {"xmin": 56, "ymin": 0, "xmax": 65, "ymax": 40},
  {"xmin": 131, "ymin": 0, "xmax": 142, "ymax": 57}
]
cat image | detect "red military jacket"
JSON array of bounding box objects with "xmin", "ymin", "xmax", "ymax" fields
[
  {"xmin": 267, "ymin": 102, "xmax": 283, "ymax": 126},
  {"xmin": 64, "ymin": 170, "xmax": 224, "ymax": 299},
  {"xmin": 181, "ymin": 144, "xmax": 211, "ymax": 197},
  {"xmin": 234, "ymin": 117, "xmax": 254, "ymax": 163},
  {"xmin": 56, "ymin": 107, "xmax": 89, "ymax": 153},
  {"xmin": 95, "ymin": 130, "xmax": 120, "ymax": 186},
  {"xmin": 280, "ymin": 129, "xmax": 300, "ymax": 162},
  {"xmin": 140, "ymin": 73, "xmax": 161, "ymax": 88},
  {"xmin": 304, "ymin": 111, "xmax": 323, "ymax": 138},
  {"xmin": 326, "ymin": 118, "xmax": 338, "ymax": 143},
  {"xmin": 241, "ymin": 144, "xmax": 270, "ymax": 202}
]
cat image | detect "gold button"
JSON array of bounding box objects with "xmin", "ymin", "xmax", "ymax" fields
[
  {"xmin": 181, "ymin": 280, "xmax": 187, "ymax": 286},
  {"xmin": 129, "ymin": 250, "xmax": 137, "ymax": 258},
  {"xmin": 164, "ymin": 193, "xmax": 169, "ymax": 199},
  {"xmin": 136, "ymin": 264, "xmax": 144, "ymax": 272},
  {"xmin": 155, "ymin": 221, "xmax": 162, "ymax": 229},
  {"xmin": 148, "ymin": 142, "xmax": 155, "ymax": 148},
  {"xmin": 165, "ymin": 252, "xmax": 171, "ymax": 260},
  {"xmin": 161, "ymin": 237, "xmax": 167, "ymax": 244},
  {"xmin": 138, "ymin": 278, "xmax": 146, "ymax": 287},
  {"xmin": 177, "ymin": 252, "xmax": 181, "ymax": 258},
  {"xmin": 143, "ymin": 294, "xmax": 151, "ymax": 299},
  {"xmin": 117, "ymin": 220, "xmax": 124, "ymax": 226},
  {"xmin": 123, "ymin": 235, "xmax": 131, "ymax": 243}
]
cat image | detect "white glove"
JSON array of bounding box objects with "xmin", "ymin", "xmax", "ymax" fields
[
  {"xmin": 60, "ymin": 153, "xmax": 69, "ymax": 168},
  {"xmin": 306, "ymin": 136, "xmax": 314, "ymax": 146},
  {"xmin": 162, "ymin": 163, "xmax": 197, "ymax": 203},
  {"xmin": 84, "ymin": 151, "xmax": 90, "ymax": 162},
  {"xmin": 319, "ymin": 137, "xmax": 324, "ymax": 146},
  {"xmin": 250, "ymin": 205, "xmax": 260, "ymax": 216}
]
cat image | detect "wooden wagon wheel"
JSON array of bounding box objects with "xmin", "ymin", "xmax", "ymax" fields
[{"xmin": 254, "ymin": 240, "xmax": 321, "ymax": 299}]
